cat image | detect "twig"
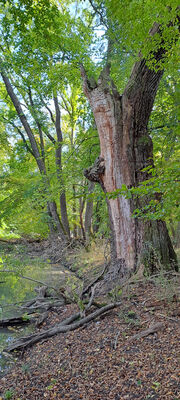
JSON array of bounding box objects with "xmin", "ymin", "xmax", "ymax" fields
[
  {"xmin": 80, "ymin": 284, "xmax": 97, "ymax": 318},
  {"xmin": 113, "ymin": 330, "xmax": 120, "ymax": 350},
  {"xmin": 156, "ymin": 313, "xmax": 180, "ymax": 324},
  {"xmin": 85, "ymin": 284, "xmax": 97, "ymax": 311}
]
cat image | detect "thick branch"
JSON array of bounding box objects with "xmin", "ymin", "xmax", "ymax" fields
[
  {"xmin": 123, "ymin": 18, "xmax": 180, "ymax": 124},
  {"xmin": 5, "ymin": 302, "xmax": 120, "ymax": 352},
  {"xmin": 129, "ymin": 322, "xmax": 164, "ymax": 341},
  {"xmin": 80, "ymin": 64, "xmax": 97, "ymax": 98}
]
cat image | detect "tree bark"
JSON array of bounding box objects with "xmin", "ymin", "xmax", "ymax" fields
[
  {"xmin": 84, "ymin": 182, "xmax": 95, "ymax": 243},
  {"xmin": 79, "ymin": 197, "xmax": 86, "ymax": 241},
  {"xmin": 53, "ymin": 96, "xmax": 70, "ymax": 238},
  {"xmin": 72, "ymin": 184, "xmax": 78, "ymax": 238},
  {"xmin": 80, "ymin": 25, "xmax": 178, "ymax": 277}
]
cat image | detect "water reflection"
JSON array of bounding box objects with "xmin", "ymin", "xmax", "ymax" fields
[{"xmin": 0, "ymin": 260, "xmax": 68, "ymax": 375}]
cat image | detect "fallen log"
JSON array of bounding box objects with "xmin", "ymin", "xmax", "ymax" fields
[
  {"xmin": 0, "ymin": 316, "xmax": 33, "ymax": 327},
  {"xmin": 0, "ymin": 286, "xmax": 66, "ymax": 328},
  {"xmin": 129, "ymin": 322, "xmax": 164, "ymax": 341},
  {"xmin": 5, "ymin": 302, "xmax": 121, "ymax": 352}
]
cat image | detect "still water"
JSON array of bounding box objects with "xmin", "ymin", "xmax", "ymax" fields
[{"xmin": 0, "ymin": 252, "xmax": 70, "ymax": 376}]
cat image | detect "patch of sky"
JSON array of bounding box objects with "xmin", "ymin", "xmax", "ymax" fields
[{"xmin": 69, "ymin": 0, "xmax": 107, "ymax": 64}]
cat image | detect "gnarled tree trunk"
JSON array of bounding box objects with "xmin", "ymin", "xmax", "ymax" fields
[{"xmin": 81, "ymin": 34, "xmax": 178, "ymax": 278}]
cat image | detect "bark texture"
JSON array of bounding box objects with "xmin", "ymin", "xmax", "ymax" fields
[
  {"xmin": 84, "ymin": 182, "xmax": 95, "ymax": 242},
  {"xmin": 54, "ymin": 96, "xmax": 70, "ymax": 238},
  {"xmin": 80, "ymin": 45, "xmax": 178, "ymax": 277}
]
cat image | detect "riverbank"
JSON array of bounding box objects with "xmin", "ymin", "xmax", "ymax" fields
[
  {"xmin": 0, "ymin": 240, "xmax": 180, "ymax": 399},
  {"xmin": 0, "ymin": 277, "xmax": 180, "ymax": 400}
]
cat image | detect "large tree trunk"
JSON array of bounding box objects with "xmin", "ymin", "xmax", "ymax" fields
[{"xmin": 81, "ymin": 42, "xmax": 178, "ymax": 277}]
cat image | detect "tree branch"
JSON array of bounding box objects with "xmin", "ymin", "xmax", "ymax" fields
[
  {"xmin": 5, "ymin": 302, "xmax": 121, "ymax": 352},
  {"xmin": 123, "ymin": 15, "xmax": 180, "ymax": 125},
  {"xmin": 2, "ymin": 116, "xmax": 35, "ymax": 157},
  {"xmin": 39, "ymin": 95, "xmax": 55, "ymax": 125},
  {"xmin": 0, "ymin": 65, "xmax": 46, "ymax": 174}
]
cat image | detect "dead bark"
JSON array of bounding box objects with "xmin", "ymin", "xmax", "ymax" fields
[
  {"xmin": 82, "ymin": 262, "xmax": 109, "ymax": 297},
  {"xmin": 5, "ymin": 302, "xmax": 120, "ymax": 352},
  {"xmin": 35, "ymin": 312, "xmax": 48, "ymax": 327},
  {"xmin": 80, "ymin": 19, "xmax": 178, "ymax": 278},
  {"xmin": 0, "ymin": 285, "xmax": 66, "ymax": 330}
]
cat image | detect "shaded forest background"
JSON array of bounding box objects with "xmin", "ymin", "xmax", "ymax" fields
[{"xmin": 0, "ymin": 0, "xmax": 179, "ymax": 254}]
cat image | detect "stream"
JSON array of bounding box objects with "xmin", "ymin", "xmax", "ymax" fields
[{"xmin": 0, "ymin": 243, "xmax": 72, "ymax": 376}]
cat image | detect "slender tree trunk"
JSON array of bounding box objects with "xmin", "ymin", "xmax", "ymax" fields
[
  {"xmin": 72, "ymin": 185, "xmax": 78, "ymax": 238},
  {"xmin": 1, "ymin": 69, "xmax": 65, "ymax": 238},
  {"xmin": 48, "ymin": 201, "xmax": 65, "ymax": 237},
  {"xmin": 93, "ymin": 199, "xmax": 101, "ymax": 235},
  {"xmin": 79, "ymin": 198, "xmax": 86, "ymax": 241},
  {"xmin": 53, "ymin": 96, "xmax": 70, "ymax": 238},
  {"xmin": 80, "ymin": 27, "xmax": 178, "ymax": 277},
  {"xmin": 84, "ymin": 182, "xmax": 95, "ymax": 243}
]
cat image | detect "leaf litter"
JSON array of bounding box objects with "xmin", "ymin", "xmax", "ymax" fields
[{"xmin": 0, "ymin": 278, "xmax": 180, "ymax": 400}]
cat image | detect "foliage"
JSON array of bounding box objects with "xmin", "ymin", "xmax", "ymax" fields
[
  {"xmin": 0, "ymin": 0, "xmax": 179, "ymax": 241},
  {"xmin": 0, "ymin": 243, "xmax": 47, "ymax": 309}
]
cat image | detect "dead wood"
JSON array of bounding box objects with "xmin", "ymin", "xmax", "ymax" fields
[
  {"xmin": 0, "ymin": 316, "xmax": 33, "ymax": 327},
  {"xmin": 35, "ymin": 311, "xmax": 48, "ymax": 327},
  {"xmin": 0, "ymin": 287, "xmax": 66, "ymax": 328},
  {"xmin": 129, "ymin": 322, "xmax": 164, "ymax": 341},
  {"xmin": 82, "ymin": 262, "xmax": 109, "ymax": 297},
  {"xmin": 34, "ymin": 286, "xmax": 48, "ymax": 298},
  {"xmin": 5, "ymin": 302, "xmax": 121, "ymax": 352}
]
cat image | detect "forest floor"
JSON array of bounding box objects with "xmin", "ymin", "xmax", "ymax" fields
[{"xmin": 0, "ymin": 239, "xmax": 180, "ymax": 400}]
